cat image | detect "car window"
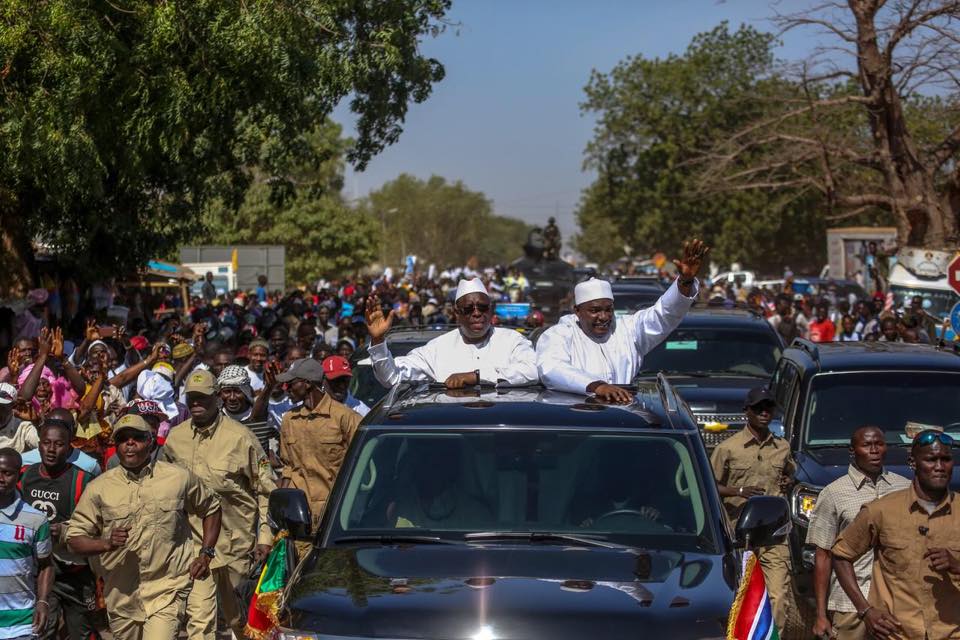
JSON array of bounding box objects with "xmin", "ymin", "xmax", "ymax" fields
[
  {"xmin": 639, "ymin": 328, "xmax": 781, "ymax": 377},
  {"xmin": 333, "ymin": 431, "xmax": 715, "ymax": 552},
  {"xmin": 804, "ymin": 371, "xmax": 960, "ymax": 446}
]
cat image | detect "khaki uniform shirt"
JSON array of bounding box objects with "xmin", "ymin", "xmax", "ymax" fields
[
  {"xmin": 805, "ymin": 465, "xmax": 910, "ymax": 612},
  {"xmin": 833, "ymin": 486, "xmax": 960, "ymax": 640},
  {"xmin": 163, "ymin": 414, "xmax": 276, "ymax": 570},
  {"xmin": 709, "ymin": 427, "xmax": 796, "ymax": 524},
  {"xmin": 279, "ymin": 394, "xmax": 361, "ymax": 520},
  {"xmin": 66, "ymin": 461, "xmax": 219, "ymax": 621}
]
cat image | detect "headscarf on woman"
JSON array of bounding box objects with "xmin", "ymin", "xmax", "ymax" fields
[{"xmin": 16, "ymin": 363, "xmax": 77, "ymax": 414}]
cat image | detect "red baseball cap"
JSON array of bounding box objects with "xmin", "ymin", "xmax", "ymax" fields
[{"xmin": 322, "ymin": 355, "xmax": 352, "ymax": 380}]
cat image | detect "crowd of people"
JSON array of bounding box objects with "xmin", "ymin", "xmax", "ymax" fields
[
  {"xmin": 0, "ymin": 237, "xmax": 954, "ymax": 640},
  {"xmin": 705, "ymin": 277, "xmax": 944, "ymax": 346}
]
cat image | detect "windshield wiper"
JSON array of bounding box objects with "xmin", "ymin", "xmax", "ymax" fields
[
  {"xmin": 464, "ymin": 531, "xmax": 634, "ymax": 550},
  {"xmin": 333, "ymin": 534, "xmax": 457, "ymax": 545}
]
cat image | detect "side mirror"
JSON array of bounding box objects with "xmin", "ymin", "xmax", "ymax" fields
[
  {"xmin": 268, "ymin": 488, "xmax": 313, "ymax": 541},
  {"xmin": 734, "ymin": 496, "xmax": 790, "ymax": 548},
  {"xmin": 768, "ymin": 418, "xmax": 785, "ymax": 438}
]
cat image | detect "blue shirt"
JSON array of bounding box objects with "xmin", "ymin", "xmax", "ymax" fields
[{"xmin": 20, "ymin": 448, "xmax": 101, "ymax": 477}]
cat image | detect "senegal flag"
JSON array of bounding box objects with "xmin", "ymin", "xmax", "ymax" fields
[{"xmin": 245, "ymin": 531, "xmax": 289, "ymax": 640}]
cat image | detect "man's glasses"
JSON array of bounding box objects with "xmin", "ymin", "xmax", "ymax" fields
[
  {"xmin": 914, "ymin": 431, "xmax": 954, "ymax": 447},
  {"xmin": 114, "ymin": 431, "xmax": 150, "ymax": 444},
  {"xmin": 457, "ymin": 303, "xmax": 491, "ymax": 315}
]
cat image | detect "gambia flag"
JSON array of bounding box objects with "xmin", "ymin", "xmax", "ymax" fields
[
  {"xmin": 245, "ymin": 531, "xmax": 289, "ymax": 640},
  {"xmin": 727, "ymin": 551, "xmax": 779, "ymax": 640}
]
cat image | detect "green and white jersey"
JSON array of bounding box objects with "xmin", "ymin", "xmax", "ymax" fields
[{"xmin": 0, "ymin": 496, "xmax": 51, "ymax": 638}]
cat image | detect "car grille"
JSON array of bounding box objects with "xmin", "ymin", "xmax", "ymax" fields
[{"xmin": 695, "ymin": 413, "xmax": 747, "ymax": 447}]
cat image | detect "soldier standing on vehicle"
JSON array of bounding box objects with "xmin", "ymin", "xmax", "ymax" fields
[
  {"xmin": 832, "ymin": 430, "xmax": 960, "ymax": 640},
  {"xmin": 162, "ymin": 370, "xmax": 276, "ymax": 640},
  {"xmin": 278, "ymin": 358, "xmax": 361, "ymax": 522},
  {"xmin": 709, "ymin": 387, "xmax": 796, "ymax": 632},
  {"xmin": 66, "ymin": 414, "xmax": 222, "ymax": 640},
  {"xmin": 805, "ymin": 426, "xmax": 910, "ymax": 640}
]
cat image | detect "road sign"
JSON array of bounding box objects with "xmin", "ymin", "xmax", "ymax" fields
[
  {"xmin": 948, "ymin": 254, "xmax": 960, "ymax": 295},
  {"xmin": 951, "ymin": 302, "xmax": 960, "ymax": 338}
]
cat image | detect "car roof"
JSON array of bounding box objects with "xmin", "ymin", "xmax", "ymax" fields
[
  {"xmin": 611, "ymin": 282, "xmax": 664, "ymax": 293},
  {"xmin": 363, "ymin": 383, "xmax": 693, "ymax": 431},
  {"xmin": 785, "ymin": 340, "xmax": 960, "ymax": 372},
  {"xmin": 677, "ymin": 305, "xmax": 773, "ymax": 329}
]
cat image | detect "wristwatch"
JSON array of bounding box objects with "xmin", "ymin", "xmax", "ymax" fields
[
  {"xmin": 856, "ymin": 605, "xmax": 873, "ymax": 620},
  {"xmin": 200, "ymin": 546, "xmax": 216, "ymax": 559}
]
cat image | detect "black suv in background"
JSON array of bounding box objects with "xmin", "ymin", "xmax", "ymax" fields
[
  {"xmin": 767, "ymin": 339, "xmax": 960, "ymax": 592},
  {"xmin": 270, "ymin": 382, "xmax": 791, "ymax": 640},
  {"xmin": 637, "ymin": 305, "xmax": 783, "ymax": 448}
]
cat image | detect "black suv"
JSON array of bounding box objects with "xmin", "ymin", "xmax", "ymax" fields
[
  {"xmin": 270, "ymin": 382, "xmax": 790, "ymax": 640},
  {"xmin": 767, "ymin": 339, "xmax": 960, "ymax": 587},
  {"xmin": 637, "ymin": 305, "xmax": 783, "ymax": 448}
]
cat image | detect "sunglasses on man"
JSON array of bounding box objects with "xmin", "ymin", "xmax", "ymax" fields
[
  {"xmin": 914, "ymin": 430, "xmax": 954, "ymax": 447},
  {"xmin": 457, "ymin": 303, "xmax": 491, "ymax": 315}
]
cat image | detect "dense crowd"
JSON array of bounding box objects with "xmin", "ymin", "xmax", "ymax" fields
[{"xmin": 0, "ymin": 238, "xmax": 954, "ymax": 640}]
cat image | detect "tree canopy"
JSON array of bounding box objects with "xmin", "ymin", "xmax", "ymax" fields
[
  {"xmin": 574, "ymin": 23, "xmax": 849, "ymax": 273},
  {"xmin": 0, "ymin": 0, "xmax": 450, "ymax": 291},
  {"xmin": 696, "ymin": 1, "xmax": 960, "ymax": 248},
  {"xmin": 363, "ymin": 174, "xmax": 531, "ymax": 268},
  {"xmin": 203, "ymin": 121, "xmax": 379, "ymax": 285}
]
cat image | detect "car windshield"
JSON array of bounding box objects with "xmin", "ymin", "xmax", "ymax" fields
[
  {"xmin": 331, "ymin": 430, "xmax": 716, "ymax": 552},
  {"xmin": 804, "ymin": 371, "xmax": 960, "ymax": 446},
  {"xmin": 638, "ymin": 328, "xmax": 781, "ymax": 377},
  {"xmin": 889, "ymin": 286, "xmax": 958, "ymax": 319}
]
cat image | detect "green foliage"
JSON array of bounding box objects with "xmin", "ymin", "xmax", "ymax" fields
[
  {"xmin": 363, "ymin": 174, "xmax": 531, "ymax": 268},
  {"xmin": 574, "ymin": 23, "xmax": 875, "ymax": 273},
  {"xmin": 203, "ymin": 121, "xmax": 378, "ymax": 284},
  {"xmin": 0, "ymin": 0, "xmax": 449, "ymax": 284}
]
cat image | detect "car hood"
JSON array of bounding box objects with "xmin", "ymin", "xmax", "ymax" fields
[
  {"xmin": 796, "ymin": 447, "xmax": 960, "ymax": 489},
  {"xmin": 284, "ymin": 545, "xmax": 735, "ymax": 640},
  {"xmin": 659, "ymin": 376, "xmax": 760, "ymax": 414}
]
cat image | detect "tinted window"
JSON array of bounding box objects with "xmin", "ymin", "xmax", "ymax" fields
[
  {"xmin": 804, "ymin": 371, "xmax": 960, "ymax": 446},
  {"xmin": 332, "ymin": 431, "xmax": 715, "ymax": 552},
  {"xmin": 613, "ymin": 289, "xmax": 664, "ymax": 315},
  {"xmin": 639, "ymin": 328, "xmax": 781, "ymax": 377}
]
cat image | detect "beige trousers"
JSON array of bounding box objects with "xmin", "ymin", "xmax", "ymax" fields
[
  {"xmin": 109, "ymin": 589, "xmax": 189, "ymax": 640},
  {"xmin": 184, "ymin": 565, "xmax": 247, "ymax": 640},
  {"xmin": 757, "ymin": 543, "xmax": 795, "ymax": 633}
]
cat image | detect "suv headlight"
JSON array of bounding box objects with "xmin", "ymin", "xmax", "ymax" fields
[{"xmin": 791, "ymin": 483, "xmax": 822, "ymax": 524}]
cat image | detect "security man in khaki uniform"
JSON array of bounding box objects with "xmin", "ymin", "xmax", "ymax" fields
[
  {"xmin": 278, "ymin": 358, "xmax": 361, "ymax": 522},
  {"xmin": 833, "ymin": 430, "xmax": 960, "ymax": 640},
  {"xmin": 710, "ymin": 387, "xmax": 796, "ymax": 632},
  {"xmin": 162, "ymin": 370, "xmax": 277, "ymax": 640},
  {"xmin": 66, "ymin": 414, "xmax": 222, "ymax": 640}
]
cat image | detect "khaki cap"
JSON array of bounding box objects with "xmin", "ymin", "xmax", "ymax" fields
[
  {"xmin": 184, "ymin": 369, "xmax": 217, "ymax": 396},
  {"xmin": 113, "ymin": 414, "xmax": 151, "ymax": 439}
]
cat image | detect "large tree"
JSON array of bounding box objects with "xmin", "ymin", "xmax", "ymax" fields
[
  {"xmin": 698, "ymin": 0, "xmax": 960, "ymax": 248},
  {"xmin": 363, "ymin": 174, "xmax": 531, "ymax": 268},
  {"xmin": 0, "ymin": 0, "xmax": 450, "ymax": 292},
  {"xmin": 575, "ymin": 24, "xmax": 842, "ymax": 273},
  {"xmin": 203, "ymin": 121, "xmax": 379, "ymax": 284}
]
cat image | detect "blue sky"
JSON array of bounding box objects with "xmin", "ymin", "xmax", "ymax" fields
[{"xmin": 336, "ymin": 1, "xmax": 821, "ymax": 240}]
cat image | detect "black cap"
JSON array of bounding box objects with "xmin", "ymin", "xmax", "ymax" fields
[{"xmin": 744, "ymin": 387, "xmax": 775, "ymax": 409}]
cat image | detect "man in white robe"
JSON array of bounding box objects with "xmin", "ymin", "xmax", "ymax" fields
[
  {"xmin": 537, "ymin": 239, "xmax": 709, "ymax": 403},
  {"xmin": 365, "ymin": 278, "xmax": 538, "ymax": 388}
]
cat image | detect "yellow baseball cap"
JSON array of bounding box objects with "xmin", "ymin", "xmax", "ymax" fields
[
  {"xmin": 112, "ymin": 414, "xmax": 151, "ymax": 439},
  {"xmin": 184, "ymin": 369, "xmax": 217, "ymax": 396}
]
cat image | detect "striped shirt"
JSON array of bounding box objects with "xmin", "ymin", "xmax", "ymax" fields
[
  {"xmin": 805, "ymin": 464, "xmax": 910, "ymax": 612},
  {"xmin": 0, "ymin": 496, "xmax": 51, "ymax": 638}
]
